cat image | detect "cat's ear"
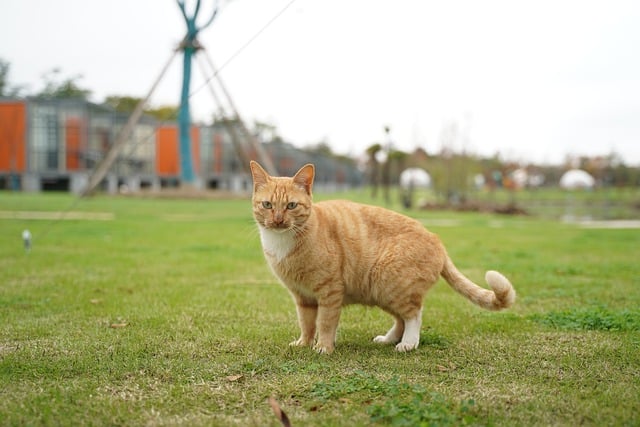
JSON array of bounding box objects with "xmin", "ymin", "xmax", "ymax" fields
[
  {"xmin": 293, "ymin": 163, "xmax": 315, "ymax": 195},
  {"xmin": 250, "ymin": 160, "xmax": 270, "ymax": 191}
]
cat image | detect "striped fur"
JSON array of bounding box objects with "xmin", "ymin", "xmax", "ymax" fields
[{"xmin": 250, "ymin": 161, "xmax": 516, "ymax": 354}]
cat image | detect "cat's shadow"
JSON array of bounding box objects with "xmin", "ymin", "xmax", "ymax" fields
[{"xmin": 284, "ymin": 332, "xmax": 452, "ymax": 357}]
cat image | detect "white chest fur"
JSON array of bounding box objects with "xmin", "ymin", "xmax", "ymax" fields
[{"xmin": 258, "ymin": 227, "xmax": 296, "ymax": 264}]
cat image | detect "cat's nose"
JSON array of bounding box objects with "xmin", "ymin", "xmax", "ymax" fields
[{"xmin": 273, "ymin": 211, "xmax": 285, "ymax": 225}]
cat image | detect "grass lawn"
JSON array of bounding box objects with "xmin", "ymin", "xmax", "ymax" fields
[{"xmin": 1, "ymin": 191, "xmax": 639, "ymax": 426}]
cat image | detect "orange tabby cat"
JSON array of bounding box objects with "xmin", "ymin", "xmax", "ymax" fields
[{"xmin": 250, "ymin": 161, "xmax": 515, "ymax": 354}]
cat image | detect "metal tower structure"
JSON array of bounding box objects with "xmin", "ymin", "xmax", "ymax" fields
[{"xmin": 82, "ymin": 0, "xmax": 278, "ymax": 195}]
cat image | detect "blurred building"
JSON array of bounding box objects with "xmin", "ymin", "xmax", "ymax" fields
[{"xmin": 0, "ymin": 97, "xmax": 361, "ymax": 193}]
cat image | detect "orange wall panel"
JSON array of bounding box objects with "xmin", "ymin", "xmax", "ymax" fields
[
  {"xmin": 0, "ymin": 102, "xmax": 27, "ymax": 172},
  {"xmin": 156, "ymin": 125, "xmax": 201, "ymax": 177},
  {"xmin": 65, "ymin": 117, "xmax": 84, "ymax": 171},
  {"xmin": 156, "ymin": 126, "xmax": 179, "ymax": 176}
]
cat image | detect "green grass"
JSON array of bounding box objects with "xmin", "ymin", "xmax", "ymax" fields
[
  {"xmin": 1, "ymin": 191, "xmax": 639, "ymax": 426},
  {"xmin": 530, "ymin": 306, "xmax": 640, "ymax": 332}
]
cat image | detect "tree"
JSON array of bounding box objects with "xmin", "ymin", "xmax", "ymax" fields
[
  {"xmin": 305, "ymin": 140, "xmax": 334, "ymax": 157},
  {"xmin": 0, "ymin": 58, "xmax": 25, "ymax": 97},
  {"xmin": 432, "ymin": 121, "xmax": 477, "ymax": 204},
  {"xmin": 146, "ymin": 105, "xmax": 180, "ymax": 122},
  {"xmin": 35, "ymin": 68, "xmax": 91, "ymax": 99},
  {"xmin": 252, "ymin": 120, "xmax": 280, "ymax": 143},
  {"xmin": 366, "ymin": 143, "xmax": 382, "ymax": 198},
  {"xmin": 105, "ymin": 95, "xmax": 179, "ymax": 122},
  {"xmin": 104, "ymin": 95, "xmax": 143, "ymax": 113},
  {"xmin": 0, "ymin": 59, "xmax": 10, "ymax": 96}
]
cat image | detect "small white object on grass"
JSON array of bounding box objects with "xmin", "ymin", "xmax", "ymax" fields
[{"xmin": 22, "ymin": 229, "xmax": 32, "ymax": 252}]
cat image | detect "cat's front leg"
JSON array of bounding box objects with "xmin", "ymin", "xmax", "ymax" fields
[
  {"xmin": 290, "ymin": 298, "xmax": 317, "ymax": 348},
  {"xmin": 314, "ymin": 302, "xmax": 342, "ymax": 355}
]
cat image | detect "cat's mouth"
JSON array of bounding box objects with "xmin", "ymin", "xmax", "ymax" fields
[{"xmin": 265, "ymin": 222, "xmax": 292, "ymax": 232}]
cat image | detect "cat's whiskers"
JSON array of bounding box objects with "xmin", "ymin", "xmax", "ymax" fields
[
  {"xmin": 290, "ymin": 223, "xmax": 306, "ymax": 237},
  {"xmin": 241, "ymin": 221, "xmax": 261, "ymax": 242}
]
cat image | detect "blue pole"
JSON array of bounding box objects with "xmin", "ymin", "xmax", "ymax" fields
[
  {"xmin": 178, "ymin": 38, "xmax": 196, "ymax": 184},
  {"xmin": 176, "ymin": 0, "xmax": 217, "ymax": 185}
]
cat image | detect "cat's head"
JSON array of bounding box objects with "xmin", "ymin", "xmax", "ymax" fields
[{"xmin": 249, "ymin": 161, "xmax": 314, "ymax": 232}]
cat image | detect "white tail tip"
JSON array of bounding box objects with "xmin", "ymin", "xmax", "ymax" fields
[{"xmin": 485, "ymin": 270, "xmax": 516, "ymax": 309}]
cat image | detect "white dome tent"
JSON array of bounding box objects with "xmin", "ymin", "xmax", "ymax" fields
[
  {"xmin": 559, "ymin": 169, "xmax": 595, "ymax": 189},
  {"xmin": 399, "ymin": 168, "xmax": 432, "ymax": 189},
  {"xmin": 399, "ymin": 168, "xmax": 432, "ymax": 209}
]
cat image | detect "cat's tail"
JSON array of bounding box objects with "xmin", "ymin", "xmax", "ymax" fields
[{"xmin": 441, "ymin": 256, "xmax": 516, "ymax": 310}]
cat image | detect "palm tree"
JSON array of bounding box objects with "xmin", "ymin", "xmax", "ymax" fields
[{"xmin": 366, "ymin": 143, "xmax": 382, "ymax": 198}]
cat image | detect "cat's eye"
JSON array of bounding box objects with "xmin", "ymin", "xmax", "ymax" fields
[
  {"xmin": 286, "ymin": 202, "xmax": 298, "ymax": 210},
  {"xmin": 262, "ymin": 201, "xmax": 273, "ymax": 209}
]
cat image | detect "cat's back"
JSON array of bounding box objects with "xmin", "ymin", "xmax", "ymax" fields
[
  {"xmin": 309, "ymin": 200, "xmax": 443, "ymax": 276},
  {"xmin": 313, "ymin": 199, "xmax": 425, "ymax": 236}
]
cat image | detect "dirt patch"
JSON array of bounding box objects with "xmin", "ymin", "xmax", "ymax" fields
[
  {"xmin": 419, "ymin": 202, "xmax": 529, "ymax": 216},
  {"xmin": 0, "ymin": 211, "xmax": 114, "ymax": 220},
  {"xmin": 573, "ymin": 220, "xmax": 640, "ymax": 229},
  {"xmin": 119, "ymin": 189, "xmax": 248, "ymax": 200}
]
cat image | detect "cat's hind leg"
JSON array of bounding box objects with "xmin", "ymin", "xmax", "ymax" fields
[
  {"xmin": 373, "ymin": 316, "xmax": 404, "ymax": 345},
  {"xmin": 395, "ymin": 308, "xmax": 423, "ymax": 352}
]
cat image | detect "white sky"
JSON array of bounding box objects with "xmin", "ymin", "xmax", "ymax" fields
[{"xmin": 2, "ymin": 0, "xmax": 640, "ymax": 165}]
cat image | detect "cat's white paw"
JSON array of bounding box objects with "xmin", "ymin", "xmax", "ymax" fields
[
  {"xmin": 395, "ymin": 341, "xmax": 419, "ymax": 352},
  {"xmin": 394, "ymin": 311, "xmax": 421, "ymax": 352},
  {"xmin": 373, "ymin": 335, "xmax": 393, "ymax": 344}
]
